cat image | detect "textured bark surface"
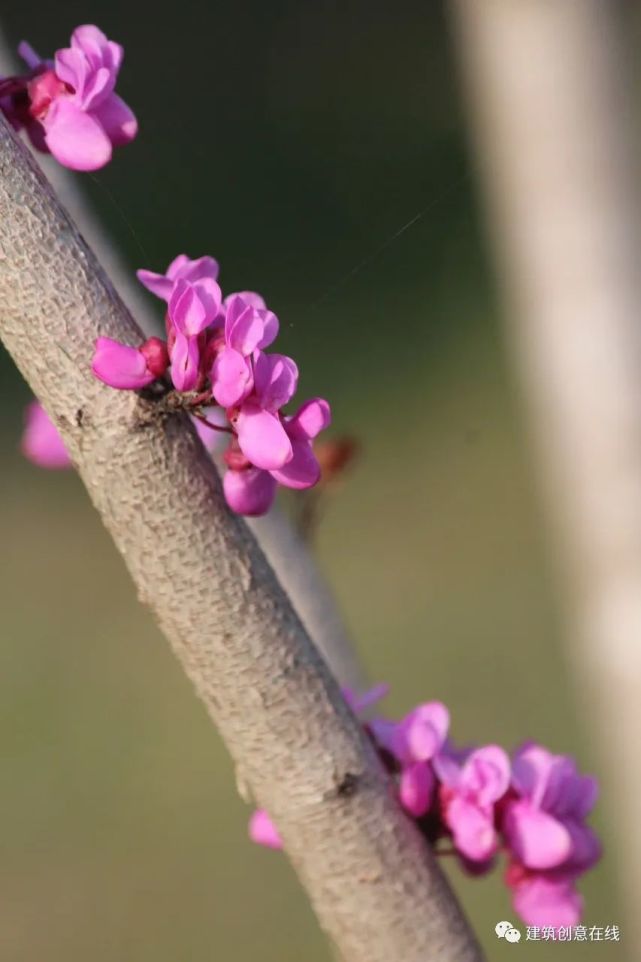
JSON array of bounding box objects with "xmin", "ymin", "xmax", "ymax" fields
[
  {"xmin": 450, "ymin": 0, "xmax": 641, "ymax": 946},
  {"xmin": 0, "ymin": 115, "xmax": 483, "ymax": 962}
]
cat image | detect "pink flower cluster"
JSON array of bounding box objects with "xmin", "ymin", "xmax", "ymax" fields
[
  {"xmin": 0, "ymin": 25, "xmax": 137, "ymax": 171},
  {"xmin": 91, "ymin": 254, "xmax": 331, "ymax": 515},
  {"xmin": 249, "ymin": 687, "xmax": 601, "ymax": 929}
]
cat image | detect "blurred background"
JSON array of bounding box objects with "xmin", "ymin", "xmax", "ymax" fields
[{"xmin": 0, "ymin": 2, "xmax": 633, "ymax": 959}]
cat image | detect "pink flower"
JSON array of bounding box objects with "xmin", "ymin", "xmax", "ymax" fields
[
  {"xmin": 371, "ymin": 701, "xmax": 450, "ymax": 765},
  {"xmin": 249, "ymin": 809, "xmax": 282, "ymax": 850},
  {"xmin": 502, "ymin": 743, "xmax": 600, "ymax": 872},
  {"xmin": 167, "ymin": 278, "xmax": 222, "ymax": 391},
  {"xmin": 343, "ymin": 684, "xmax": 390, "ymax": 715},
  {"xmin": 223, "ymin": 466, "xmax": 278, "ymax": 516},
  {"xmin": 137, "ymin": 254, "xmax": 220, "ymax": 302},
  {"xmin": 505, "ymin": 863, "xmax": 583, "ymax": 928},
  {"xmin": 21, "ymin": 401, "xmax": 71, "ymax": 469},
  {"xmin": 369, "ymin": 701, "xmax": 450, "ymax": 818},
  {"xmin": 211, "ymin": 293, "xmax": 279, "ymax": 408},
  {"xmin": 2, "ymin": 26, "xmax": 137, "ymax": 171},
  {"xmin": 223, "ymin": 396, "xmax": 331, "ymax": 516},
  {"xmin": 434, "ymin": 745, "xmax": 510, "ymax": 861},
  {"xmin": 230, "ymin": 353, "xmax": 300, "ymax": 470},
  {"xmin": 92, "ymin": 336, "xmax": 169, "ymax": 389}
]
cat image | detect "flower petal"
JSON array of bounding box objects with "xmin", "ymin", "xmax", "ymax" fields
[
  {"xmin": 170, "ymin": 331, "xmax": 201, "ymax": 392},
  {"xmin": 236, "ymin": 405, "xmax": 293, "ymax": 470},
  {"xmin": 287, "ymin": 398, "xmax": 332, "ymax": 440},
  {"xmin": 136, "ymin": 269, "xmax": 174, "ymax": 301},
  {"xmin": 399, "ymin": 762, "xmax": 433, "ymax": 817},
  {"xmin": 253, "ymin": 352, "xmax": 299, "ymax": 412},
  {"xmin": 92, "ymin": 336, "xmax": 153, "ymax": 389},
  {"xmin": 462, "ymin": 745, "xmax": 511, "ymax": 806},
  {"xmin": 212, "ymin": 347, "xmax": 253, "ymax": 408},
  {"xmin": 44, "ymin": 98, "xmax": 112, "ymax": 171},
  {"xmin": 225, "ymin": 295, "xmax": 264, "ymax": 355},
  {"xmin": 249, "ymin": 809, "xmax": 282, "ymax": 849},
  {"xmin": 511, "ymin": 873, "xmax": 583, "ymax": 928},
  {"xmin": 54, "ymin": 47, "xmax": 87, "ymax": 94},
  {"xmin": 169, "ymin": 280, "xmax": 208, "ymax": 336},
  {"xmin": 92, "ymin": 93, "xmax": 137, "ymax": 145},
  {"xmin": 179, "ymin": 255, "xmax": 220, "ymax": 283},
  {"xmin": 504, "ymin": 800, "xmax": 573, "ymax": 870},
  {"xmin": 21, "ymin": 401, "xmax": 71, "ymax": 469},
  {"xmin": 270, "ymin": 439, "xmax": 320, "ymax": 489},
  {"xmin": 223, "ymin": 468, "xmax": 277, "ymax": 516},
  {"xmin": 447, "ymin": 797, "xmax": 498, "ymax": 861},
  {"xmin": 395, "ymin": 701, "xmax": 450, "ymax": 763}
]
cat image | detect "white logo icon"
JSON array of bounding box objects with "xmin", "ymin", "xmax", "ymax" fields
[{"xmin": 495, "ymin": 920, "xmax": 522, "ymax": 943}]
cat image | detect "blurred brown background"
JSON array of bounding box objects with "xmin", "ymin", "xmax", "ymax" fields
[{"xmin": 0, "ymin": 2, "xmax": 631, "ymax": 959}]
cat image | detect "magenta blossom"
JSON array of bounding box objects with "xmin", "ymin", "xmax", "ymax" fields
[
  {"xmin": 502, "ymin": 743, "xmax": 600, "ymax": 873},
  {"xmin": 249, "ymin": 810, "xmax": 282, "ymax": 850},
  {"xmin": 90, "ymin": 252, "xmax": 328, "ymax": 516},
  {"xmin": 434, "ymin": 745, "xmax": 510, "ymax": 861},
  {"xmin": 167, "ymin": 278, "xmax": 222, "ymax": 391},
  {"xmin": 1, "ymin": 26, "xmax": 137, "ymax": 171},
  {"xmin": 505, "ymin": 863, "xmax": 584, "ymax": 928},
  {"xmin": 247, "ymin": 688, "xmax": 602, "ymax": 928},
  {"xmin": 211, "ymin": 293, "xmax": 279, "ymax": 408},
  {"xmin": 229, "ymin": 352, "xmax": 300, "ymax": 471},
  {"xmin": 21, "ymin": 401, "xmax": 71, "ymax": 469},
  {"xmin": 224, "ymin": 396, "xmax": 331, "ymax": 516},
  {"xmin": 92, "ymin": 336, "xmax": 169, "ymax": 390},
  {"xmin": 137, "ymin": 254, "xmax": 220, "ymax": 303},
  {"xmin": 370, "ymin": 701, "xmax": 450, "ymax": 818}
]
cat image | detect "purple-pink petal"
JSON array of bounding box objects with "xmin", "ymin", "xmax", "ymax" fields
[
  {"xmin": 511, "ymin": 873, "xmax": 583, "ymax": 928},
  {"xmin": 170, "ymin": 331, "xmax": 201, "ymax": 392},
  {"xmin": 169, "ymin": 281, "xmax": 208, "ymax": 337},
  {"xmin": 136, "ymin": 269, "xmax": 174, "ymax": 300},
  {"xmin": 270, "ymin": 438, "xmax": 321, "ymax": 489},
  {"xmin": 223, "ymin": 468, "xmax": 277, "ymax": 516},
  {"xmin": 212, "ymin": 347, "xmax": 253, "ymax": 408},
  {"xmin": 44, "ymin": 98, "xmax": 112, "ymax": 171},
  {"xmin": 17, "ymin": 41, "xmax": 42, "ymax": 70},
  {"xmin": 448, "ymin": 796, "xmax": 498, "ymax": 861},
  {"xmin": 399, "ymin": 763, "xmax": 433, "ymax": 818},
  {"xmin": 225, "ymin": 296, "xmax": 265, "ymax": 355},
  {"xmin": 462, "ymin": 745, "xmax": 511, "ymax": 807},
  {"xmin": 236, "ymin": 405, "xmax": 293, "ymax": 471},
  {"xmin": 92, "ymin": 93, "xmax": 137, "ymax": 146},
  {"xmin": 287, "ymin": 398, "xmax": 332, "ymax": 440},
  {"xmin": 179, "ymin": 255, "xmax": 220, "ymax": 283},
  {"xmin": 92, "ymin": 336, "xmax": 154, "ymax": 389},
  {"xmin": 395, "ymin": 702, "xmax": 450, "ymax": 763},
  {"xmin": 249, "ymin": 809, "xmax": 283, "ymax": 849},
  {"xmin": 343, "ymin": 683, "xmax": 390, "ymax": 715},
  {"xmin": 503, "ymin": 800, "xmax": 573, "ymax": 870},
  {"xmin": 21, "ymin": 401, "xmax": 71, "ymax": 469},
  {"xmin": 253, "ymin": 352, "xmax": 299, "ymax": 412}
]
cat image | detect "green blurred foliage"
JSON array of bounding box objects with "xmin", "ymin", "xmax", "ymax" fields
[{"xmin": 0, "ymin": 1, "xmax": 628, "ymax": 959}]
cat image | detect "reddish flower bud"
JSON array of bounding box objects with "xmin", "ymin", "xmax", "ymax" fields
[
  {"xmin": 26, "ymin": 69, "xmax": 67, "ymax": 121},
  {"xmin": 140, "ymin": 337, "xmax": 170, "ymax": 377}
]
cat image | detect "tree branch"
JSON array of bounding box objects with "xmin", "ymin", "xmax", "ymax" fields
[{"xmin": 0, "ymin": 113, "xmax": 483, "ymax": 962}]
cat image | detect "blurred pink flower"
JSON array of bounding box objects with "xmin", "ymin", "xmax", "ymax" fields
[
  {"xmin": 434, "ymin": 745, "xmax": 510, "ymax": 861},
  {"xmin": 1, "ymin": 26, "xmax": 137, "ymax": 170},
  {"xmin": 21, "ymin": 401, "xmax": 70, "ymax": 469}
]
